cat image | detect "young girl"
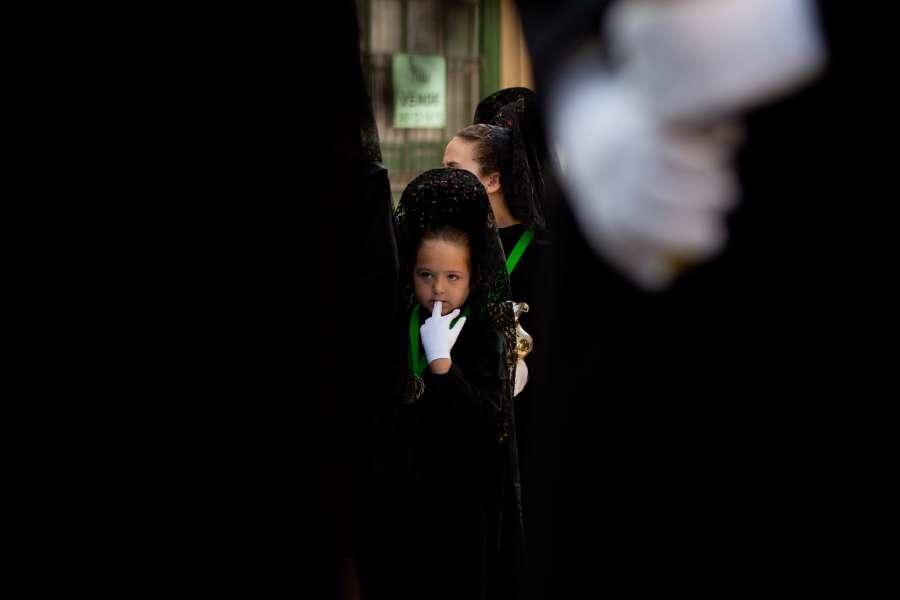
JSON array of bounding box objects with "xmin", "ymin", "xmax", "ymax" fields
[{"xmin": 370, "ymin": 167, "xmax": 520, "ymax": 600}]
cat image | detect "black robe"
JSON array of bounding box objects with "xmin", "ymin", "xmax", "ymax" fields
[
  {"xmin": 513, "ymin": 1, "xmax": 871, "ymax": 598},
  {"xmin": 497, "ymin": 224, "xmax": 549, "ymax": 524},
  {"xmin": 88, "ymin": 2, "xmax": 389, "ymax": 597},
  {"xmin": 363, "ymin": 306, "xmax": 512, "ymax": 600}
]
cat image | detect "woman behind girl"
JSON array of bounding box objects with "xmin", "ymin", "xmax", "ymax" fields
[{"xmin": 442, "ymin": 91, "xmax": 552, "ymax": 554}]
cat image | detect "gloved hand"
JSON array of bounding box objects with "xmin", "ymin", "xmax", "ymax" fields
[
  {"xmin": 546, "ymin": 0, "xmax": 825, "ymax": 291},
  {"xmin": 550, "ymin": 73, "xmax": 741, "ymax": 290},
  {"xmin": 548, "ymin": 0, "xmax": 824, "ymax": 290},
  {"xmin": 609, "ymin": 0, "xmax": 825, "ymax": 121},
  {"xmin": 420, "ymin": 301, "xmax": 467, "ymax": 364}
]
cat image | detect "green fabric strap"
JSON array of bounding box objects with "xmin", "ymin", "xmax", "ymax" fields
[{"xmin": 506, "ymin": 227, "xmax": 535, "ymax": 274}]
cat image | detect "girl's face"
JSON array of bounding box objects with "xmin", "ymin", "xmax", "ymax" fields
[{"xmin": 413, "ymin": 238, "xmax": 471, "ymax": 316}]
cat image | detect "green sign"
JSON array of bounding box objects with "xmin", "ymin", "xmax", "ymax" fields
[{"xmin": 393, "ymin": 54, "xmax": 446, "ymax": 129}]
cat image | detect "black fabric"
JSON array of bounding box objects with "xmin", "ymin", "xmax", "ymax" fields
[
  {"xmin": 95, "ymin": 3, "xmax": 394, "ymax": 597},
  {"xmin": 475, "ymin": 88, "xmax": 554, "ymax": 233},
  {"xmin": 363, "ymin": 168, "xmax": 524, "ymax": 600},
  {"xmin": 360, "ymin": 72, "xmax": 385, "ymax": 164},
  {"xmin": 497, "ymin": 223, "xmax": 549, "ymax": 527},
  {"xmin": 414, "ymin": 316, "xmax": 509, "ymax": 600},
  {"xmin": 396, "ymin": 169, "xmax": 510, "ymax": 305},
  {"xmin": 498, "ymin": 225, "xmax": 547, "ymax": 317},
  {"xmin": 474, "ymin": 88, "xmax": 539, "ymax": 133},
  {"xmin": 362, "ymin": 310, "xmax": 509, "ymax": 600},
  {"xmin": 514, "ymin": 0, "xmax": 871, "ymax": 598},
  {"xmin": 394, "ymin": 168, "xmax": 517, "ymax": 430},
  {"xmin": 56, "ymin": 1, "xmax": 877, "ymax": 597},
  {"xmin": 475, "ymin": 94, "xmax": 555, "ymax": 549}
]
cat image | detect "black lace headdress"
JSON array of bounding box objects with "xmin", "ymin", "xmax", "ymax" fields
[
  {"xmin": 474, "ymin": 87, "xmax": 553, "ymax": 232},
  {"xmin": 396, "ymin": 168, "xmax": 518, "ymax": 442}
]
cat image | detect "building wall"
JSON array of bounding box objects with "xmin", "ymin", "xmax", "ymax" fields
[
  {"xmin": 357, "ymin": 0, "xmax": 533, "ymax": 201},
  {"xmin": 500, "ymin": 0, "xmax": 533, "ymax": 90}
]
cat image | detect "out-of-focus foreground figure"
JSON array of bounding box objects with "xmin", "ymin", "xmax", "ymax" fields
[
  {"xmin": 513, "ymin": 0, "xmax": 869, "ymax": 597},
  {"xmin": 547, "ymin": 0, "xmax": 825, "ymax": 289}
]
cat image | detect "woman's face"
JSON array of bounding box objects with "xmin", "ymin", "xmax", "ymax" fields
[
  {"xmin": 413, "ymin": 238, "xmax": 471, "ymax": 316},
  {"xmin": 443, "ymin": 136, "xmax": 481, "ymax": 175},
  {"xmin": 442, "ymin": 137, "xmax": 498, "ymax": 194}
]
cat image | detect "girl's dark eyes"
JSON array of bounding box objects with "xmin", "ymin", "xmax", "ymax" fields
[{"xmin": 417, "ymin": 271, "xmax": 464, "ymax": 281}]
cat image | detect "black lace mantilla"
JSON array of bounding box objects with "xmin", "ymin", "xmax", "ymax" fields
[
  {"xmin": 474, "ymin": 87, "xmax": 552, "ymax": 232},
  {"xmin": 395, "ymin": 168, "xmax": 518, "ymax": 443}
]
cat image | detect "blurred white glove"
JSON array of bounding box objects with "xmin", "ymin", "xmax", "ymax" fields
[
  {"xmin": 609, "ymin": 0, "xmax": 826, "ymax": 121},
  {"xmin": 420, "ymin": 301, "xmax": 467, "ymax": 364},
  {"xmin": 547, "ymin": 0, "xmax": 825, "ymax": 290},
  {"xmin": 550, "ymin": 72, "xmax": 741, "ymax": 290}
]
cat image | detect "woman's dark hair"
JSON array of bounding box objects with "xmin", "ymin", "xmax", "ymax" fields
[
  {"xmin": 471, "ymin": 88, "xmax": 552, "ymax": 231},
  {"xmin": 455, "ymin": 124, "xmax": 513, "ymax": 179},
  {"xmin": 453, "ymin": 122, "xmax": 544, "ymax": 230}
]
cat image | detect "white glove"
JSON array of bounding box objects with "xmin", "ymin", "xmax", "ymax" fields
[
  {"xmin": 609, "ymin": 0, "xmax": 826, "ymax": 121},
  {"xmin": 420, "ymin": 301, "xmax": 467, "ymax": 364},
  {"xmin": 547, "ymin": 0, "xmax": 825, "ymax": 291},
  {"xmin": 550, "ymin": 73, "xmax": 740, "ymax": 290}
]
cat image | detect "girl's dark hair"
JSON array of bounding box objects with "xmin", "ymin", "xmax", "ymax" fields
[{"xmin": 420, "ymin": 224, "xmax": 470, "ymax": 250}]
